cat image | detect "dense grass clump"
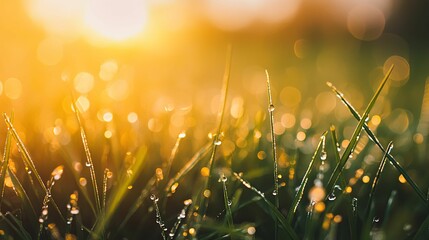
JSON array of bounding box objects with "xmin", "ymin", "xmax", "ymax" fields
[{"xmin": 0, "ymin": 55, "xmax": 428, "ymax": 240}]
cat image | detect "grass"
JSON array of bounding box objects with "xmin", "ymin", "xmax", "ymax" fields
[{"xmin": 0, "ymin": 56, "xmax": 428, "ymax": 240}]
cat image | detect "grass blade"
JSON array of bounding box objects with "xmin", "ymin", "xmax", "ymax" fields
[
  {"xmin": 234, "ymin": 173, "xmax": 299, "ymax": 240},
  {"xmin": 364, "ymin": 141, "xmax": 392, "ymax": 220},
  {"xmin": 7, "ymin": 169, "xmax": 37, "ymax": 220},
  {"xmin": 325, "ymin": 64, "xmax": 394, "ymax": 198},
  {"xmin": 3, "ymin": 113, "xmax": 65, "ymax": 224},
  {"xmin": 71, "ymin": 98, "xmax": 102, "ymax": 215},
  {"xmin": 327, "ymin": 78, "xmax": 428, "ymax": 206},
  {"xmin": 220, "ymin": 174, "xmax": 234, "ymax": 230},
  {"xmin": 0, "ymin": 212, "xmax": 32, "ymax": 240},
  {"xmin": 286, "ymin": 131, "xmax": 327, "ymax": 224},
  {"xmin": 0, "ymin": 112, "xmax": 13, "ymax": 211}
]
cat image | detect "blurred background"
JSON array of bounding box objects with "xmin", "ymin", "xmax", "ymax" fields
[{"xmin": 1, "ymin": 0, "xmax": 429, "ymax": 238}]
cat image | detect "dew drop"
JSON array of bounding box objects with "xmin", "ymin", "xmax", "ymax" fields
[
  {"xmin": 328, "ymin": 193, "xmax": 336, "ymax": 201},
  {"xmin": 320, "ymin": 151, "xmax": 327, "ymax": 160},
  {"xmin": 373, "ymin": 217, "xmax": 380, "ymax": 223},
  {"xmin": 214, "ymin": 140, "xmax": 222, "ymax": 146},
  {"xmin": 228, "ymin": 200, "xmax": 232, "ymax": 206},
  {"xmin": 221, "ymin": 175, "xmax": 227, "ymax": 182},
  {"xmin": 169, "ymin": 233, "xmax": 175, "ymax": 237},
  {"xmin": 150, "ymin": 194, "xmax": 156, "ymax": 201},
  {"xmin": 272, "ymin": 190, "xmax": 278, "ymax": 196},
  {"xmin": 268, "ymin": 104, "xmax": 275, "ymax": 112},
  {"xmin": 85, "ymin": 162, "xmax": 91, "ymax": 167}
]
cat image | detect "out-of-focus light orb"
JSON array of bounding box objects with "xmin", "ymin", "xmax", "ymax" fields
[
  {"xmin": 4, "ymin": 78, "xmax": 22, "ymax": 100},
  {"xmin": 385, "ymin": 109, "xmax": 410, "ymax": 134},
  {"xmin": 27, "ymin": 0, "xmax": 85, "ymax": 38},
  {"xmin": 315, "ymin": 92, "xmax": 336, "ymax": 114},
  {"xmin": 102, "ymin": 112, "xmax": 113, "ymax": 122},
  {"xmin": 127, "ymin": 112, "xmax": 138, "ymax": 123},
  {"xmin": 37, "ymin": 37, "xmax": 63, "ymax": 66},
  {"xmin": 104, "ymin": 130, "xmax": 113, "ymax": 139},
  {"xmin": 281, "ymin": 113, "xmax": 296, "ymax": 128},
  {"xmin": 280, "ymin": 87, "xmax": 301, "ymax": 108},
  {"xmin": 99, "ymin": 60, "xmax": 118, "ymax": 81},
  {"xmin": 76, "ymin": 96, "xmax": 90, "ymax": 112},
  {"xmin": 347, "ymin": 4, "xmax": 385, "ymax": 41},
  {"xmin": 294, "ymin": 39, "xmax": 309, "ymax": 59},
  {"xmin": 0, "ymin": 81, "xmax": 3, "ymax": 96},
  {"xmin": 85, "ymin": 0, "xmax": 147, "ymax": 41},
  {"xmin": 74, "ymin": 72, "xmax": 94, "ymax": 94},
  {"xmin": 300, "ymin": 118, "xmax": 312, "ymax": 130},
  {"xmin": 257, "ymin": 0, "xmax": 301, "ymax": 24},
  {"xmin": 383, "ymin": 55, "xmax": 410, "ymax": 86},
  {"xmin": 106, "ymin": 79, "xmax": 129, "ymax": 101}
]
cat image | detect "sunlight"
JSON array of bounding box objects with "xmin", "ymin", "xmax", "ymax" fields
[{"xmin": 84, "ymin": 0, "xmax": 147, "ymax": 41}]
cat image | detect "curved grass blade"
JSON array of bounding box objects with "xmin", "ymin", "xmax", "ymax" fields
[
  {"xmin": 325, "ymin": 65, "xmax": 394, "ymax": 198},
  {"xmin": 169, "ymin": 199, "xmax": 192, "ymax": 239},
  {"xmin": 7, "ymin": 169, "xmax": 37, "ymax": 219},
  {"xmin": 0, "ymin": 112, "xmax": 13, "ymax": 211},
  {"xmin": 286, "ymin": 131, "xmax": 327, "ymax": 224},
  {"xmin": 327, "ymin": 77, "xmax": 428, "ymax": 206},
  {"xmin": 364, "ymin": 142, "xmax": 393, "ymax": 220},
  {"xmin": 3, "ymin": 113, "xmax": 65, "ymax": 224},
  {"xmin": 71, "ymin": 98, "xmax": 101, "ymax": 215},
  {"xmin": 234, "ymin": 173, "xmax": 298, "ymax": 240}
]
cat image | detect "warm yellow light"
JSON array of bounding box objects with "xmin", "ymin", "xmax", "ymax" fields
[{"xmin": 84, "ymin": 0, "xmax": 147, "ymax": 41}]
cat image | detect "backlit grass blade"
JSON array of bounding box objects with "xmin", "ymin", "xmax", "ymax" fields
[
  {"xmin": 92, "ymin": 146, "xmax": 147, "ymax": 238},
  {"xmin": 198, "ymin": 45, "xmax": 232, "ymax": 219},
  {"xmin": 327, "ymin": 78, "xmax": 428, "ymax": 206},
  {"xmin": 220, "ymin": 174, "xmax": 234, "ymax": 230},
  {"xmin": 7, "ymin": 168, "xmax": 37, "ymax": 219},
  {"xmin": 286, "ymin": 131, "xmax": 327, "ymax": 224},
  {"xmin": 3, "ymin": 113, "xmax": 65, "ymax": 224},
  {"xmin": 234, "ymin": 173, "xmax": 298, "ymax": 240},
  {"xmin": 165, "ymin": 142, "xmax": 212, "ymax": 194},
  {"xmin": 0, "ymin": 112, "xmax": 13, "ymax": 211},
  {"xmin": 71, "ymin": 98, "xmax": 102, "ymax": 215},
  {"xmin": 0, "ymin": 212, "xmax": 32, "ymax": 240},
  {"xmin": 325, "ymin": 64, "xmax": 394, "ymax": 198},
  {"xmin": 365, "ymin": 141, "xmax": 392, "ymax": 220},
  {"xmin": 330, "ymin": 126, "xmax": 357, "ymax": 240}
]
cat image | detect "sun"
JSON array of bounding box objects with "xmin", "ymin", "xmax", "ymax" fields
[{"xmin": 84, "ymin": 0, "xmax": 148, "ymax": 41}]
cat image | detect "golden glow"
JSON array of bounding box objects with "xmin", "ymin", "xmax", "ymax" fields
[
  {"xmin": 296, "ymin": 131, "xmax": 306, "ymax": 141},
  {"xmin": 84, "ymin": 0, "xmax": 147, "ymax": 41},
  {"xmin": 362, "ymin": 175, "xmax": 370, "ymax": 183},
  {"xmin": 281, "ymin": 113, "xmax": 296, "ymax": 128},
  {"xmin": 315, "ymin": 202, "xmax": 326, "ymax": 213},
  {"xmin": 200, "ymin": 167, "xmax": 210, "ymax": 177},
  {"xmin": 333, "ymin": 215, "xmax": 343, "ymax": 223},
  {"xmin": 371, "ymin": 115, "xmax": 382, "ymax": 126},
  {"xmin": 74, "ymin": 72, "xmax": 94, "ymax": 94},
  {"xmin": 203, "ymin": 189, "xmax": 211, "ymax": 198},
  {"xmin": 37, "ymin": 37, "xmax": 63, "ymax": 66},
  {"xmin": 4, "ymin": 78, "xmax": 22, "ymax": 100},
  {"xmin": 345, "ymin": 186, "xmax": 352, "ymax": 194},
  {"xmin": 127, "ymin": 112, "xmax": 138, "ymax": 123},
  {"xmin": 309, "ymin": 186, "xmax": 326, "ymax": 202}
]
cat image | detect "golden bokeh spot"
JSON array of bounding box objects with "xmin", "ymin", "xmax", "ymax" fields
[
  {"xmin": 74, "ymin": 72, "xmax": 94, "ymax": 94},
  {"xmin": 281, "ymin": 113, "xmax": 296, "ymax": 128},
  {"xmin": 247, "ymin": 226, "xmax": 256, "ymax": 235},
  {"xmin": 79, "ymin": 177, "xmax": 87, "ymax": 186},
  {"xmin": 294, "ymin": 39, "xmax": 309, "ymax": 59},
  {"xmin": 203, "ymin": 189, "xmax": 211, "ymax": 198},
  {"xmin": 362, "ymin": 175, "xmax": 370, "ymax": 183},
  {"xmin": 171, "ymin": 182, "xmax": 179, "ymax": 193},
  {"xmin": 296, "ymin": 131, "xmax": 306, "ymax": 141},
  {"xmin": 314, "ymin": 202, "xmax": 326, "ymax": 213},
  {"xmin": 413, "ymin": 133, "xmax": 424, "ymax": 144},
  {"xmin": 345, "ymin": 186, "xmax": 352, "ymax": 194},
  {"xmin": 315, "ymin": 92, "xmax": 337, "ymax": 114},
  {"xmin": 103, "ymin": 112, "xmax": 113, "ymax": 122},
  {"xmin": 347, "ymin": 4, "xmax": 385, "ymax": 41},
  {"xmin": 371, "ymin": 115, "xmax": 382, "ymax": 126},
  {"xmin": 127, "ymin": 185, "xmax": 133, "ymax": 190},
  {"xmin": 398, "ymin": 174, "xmax": 407, "ymax": 184},
  {"xmin": 104, "ymin": 130, "xmax": 113, "ymax": 139},
  {"xmin": 257, "ymin": 151, "xmax": 266, "ymax": 160},
  {"xmin": 76, "ymin": 96, "xmax": 90, "ymax": 113},
  {"xmin": 99, "ymin": 60, "xmax": 118, "ymax": 81},
  {"xmin": 127, "ymin": 112, "xmax": 138, "ymax": 123},
  {"xmin": 4, "ymin": 78, "xmax": 22, "ymax": 100},
  {"xmin": 200, "ymin": 167, "xmax": 210, "ymax": 177},
  {"xmin": 155, "ymin": 168, "xmax": 163, "ymax": 181},
  {"xmin": 384, "ymin": 56, "xmax": 410, "ymax": 86},
  {"xmin": 300, "ymin": 118, "xmax": 312, "ymax": 130},
  {"xmin": 188, "ymin": 228, "xmax": 196, "ymax": 236},
  {"xmin": 333, "ymin": 215, "xmax": 343, "ymax": 223},
  {"xmin": 309, "ymin": 186, "xmax": 326, "ymax": 202}
]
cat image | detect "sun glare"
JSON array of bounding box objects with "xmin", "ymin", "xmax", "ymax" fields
[{"xmin": 84, "ymin": 0, "xmax": 147, "ymax": 41}]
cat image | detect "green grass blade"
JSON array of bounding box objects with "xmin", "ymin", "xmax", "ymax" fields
[
  {"xmin": 327, "ymin": 79, "xmax": 428, "ymax": 206},
  {"xmin": 164, "ymin": 142, "xmax": 212, "ymax": 194},
  {"xmin": 0, "ymin": 212, "xmax": 32, "ymax": 240},
  {"xmin": 3, "ymin": 113, "xmax": 65, "ymax": 224},
  {"xmin": 0, "ymin": 112, "xmax": 13, "ymax": 211},
  {"xmin": 92, "ymin": 146, "xmax": 147, "ymax": 238},
  {"xmin": 286, "ymin": 131, "xmax": 327, "ymax": 224},
  {"xmin": 71, "ymin": 98, "xmax": 102, "ymax": 215},
  {"xmin": 325, "ymin": 64, "xmax": 394, "ymax": 198},
  {"xmin": 364, "ymin": 141, "xmax": 392, "ymax": 220},
  {"xmin": 329, "ymin": 126, "xmax": 357, "ymax": 240},
  {"xmin": 7, "ymin": 169, "xmax": 37, "ymax": 220},
  {"xmin": 220, "ymin": 174, "xmax": 234, "ymax": 230},
  {"xmin": 234, "ymin": 173, "xmax": 299, "ymax": 240}
]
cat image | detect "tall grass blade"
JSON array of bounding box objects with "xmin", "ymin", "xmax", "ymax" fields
[
  {"xmin": 3, "ymin": 113, "xmax": 65, "ymax": 223},
  {"xmin": 286, "ymin": 131, "xmax": 327, "ymax": 224},
  {"xmin": 0, "ymin": 112, "xmax": 13, "ymax": 211},
  {"xmin": 198, "ymin": 45, "xmax": 232, "ymax": 219},
  {"xmin": 92, "ymin": 146, "xmax": 147, "ymax": 238},
  {"xmin": 325, "ymin": 65, "xmax": 394, "ymax": 198},
  {"xmin": 365, "ymin": 142, "xmax": 392, "ymax": 220},
  {"xmin": 169, "ymin": 199, "xmax": 192, "ymax": 239},
  {"xmin": 329, "ymin": 126, "xmax": 357, "ymax": 240},
  {"xmin": 71, "ymin": 98, "xmax": 102, "ymax": 215},
  {"xmin": 220, "ymin": 174, "xmax": 234, "ymax": 230},
  {"xmin": 327, "ymin": 79, "xmax": 428, "ymax": 206},
  {"xmin": 7, "ymin": 169, "xmax": 37, "ymax": 219},
  {"xmin": 0, "ymin": 212, "xmax": 32, "ymax": 240},
  {"xmin": 234, "ymin": 173, "xmax": 298, "ymax": 240}
]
